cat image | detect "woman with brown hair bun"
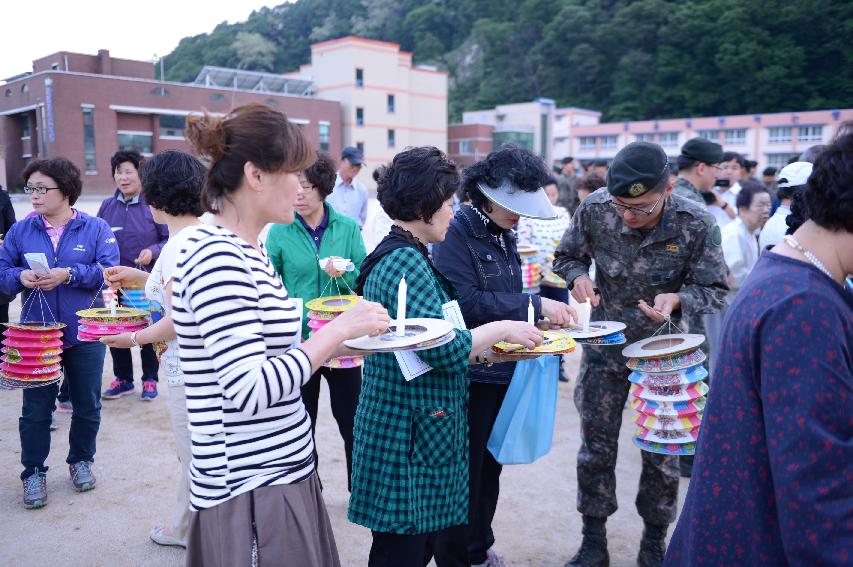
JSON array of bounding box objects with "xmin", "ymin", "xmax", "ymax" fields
[{"xmin": 175, "ymin": 103, "xmax": 390, "ymax": 567}]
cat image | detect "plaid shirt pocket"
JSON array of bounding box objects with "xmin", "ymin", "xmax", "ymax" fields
[{"xmin": 410, "ymin": 407, "xmax": 460, "ymax": 467}]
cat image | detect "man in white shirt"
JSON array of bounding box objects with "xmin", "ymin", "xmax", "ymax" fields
[
  {"xmin": 327, "ymin": 146, "xmax": 368, "ymax": 228},
  {"xmin": 758, "ymin": 161, "xmax": 813, "ymax": 250}
]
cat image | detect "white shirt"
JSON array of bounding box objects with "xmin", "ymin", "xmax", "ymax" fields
[
  {"xmin": 327, "ymin": 173, "xmax": 368, "ymax": 227},
  {"xmin": 144, "ymin": 225, "xmax": 198, "ymax": 385},
  {"xmin": 516, "ymin": 206, "xmax": 572, "ymax": 257},
  {"xmin": 721, "ymin": 217, "xmax": 759, "ymax": 302},
  {"xmin": 707, "ymin": 204, "xmax": 733, "ymax": 229},
  {"xmin": 758, "ymin": 204, "xmax": 790, "ymax": 250}
]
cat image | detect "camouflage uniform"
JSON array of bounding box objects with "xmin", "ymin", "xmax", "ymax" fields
[
  {"xmin": 553, "ymin": 187, "xmax": 727, "ymax": 525},
  {"xmin": 672, "ymin": 177, "xmax": 706, "ymax": 206}
]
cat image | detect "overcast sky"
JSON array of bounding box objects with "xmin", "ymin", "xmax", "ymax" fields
[{"xmin": 0, "ymin": 1, "xmax": 275, "ymax": 80}]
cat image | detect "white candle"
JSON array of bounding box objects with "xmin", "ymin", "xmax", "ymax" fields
[
  {"xmin": 527, "ymin": 297, "xmax": 535, "ymax": 325},
  {"xmin": 582, "ymin": 297, "xmax": 591, "ymax": 332},
  {"xmin": 396, "ymin": 277, "xmax": 407, "ymax": 336}
]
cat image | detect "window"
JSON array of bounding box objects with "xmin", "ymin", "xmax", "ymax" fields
[
  {"xmin": 83, "ymin": 107, "xmax": 97, "ymax": 174},
  {"xmin": 659, "ymin": 132, "xmax": 679, "ymax": 146},
  {"xmin": 635, "ymin": 133, "xmax": 655, "ymax": 143},
  {"xmin": 600, "ymin": 135, "xmax": 618, "ymax": 149},
  {"xmin": 355, "ymin": 68, "xmax": 364, "ymax": 88},
  {"xmin": 766, "ymin": 153, "xmax": 798, "ymax": 169},
  {"xmin": 51, "ymin": 63, "xmax": 59, "ymax": 70},
  {"xmin": 356, "ymin": 142, "xmax": 364, "ymax": 153},
  {"xmin": 459, "ymin": 140, "xmax": 474, "ymax": 155},
  {"xmin": 697, "ymin": 129, "xmax": 718, "ymax": 141},
  {"xmin": 319, "ymin": 122, "xmax": 330, "ymax": 151},
  {"xmin": 149, "ymin": 87, "xmax": 170, "ymax": 97},
  {"xmin": 21, "ymin": 115, "xmax": 30, "ymax": 139},
  {"xmin": 356, "ymin": 107, "xmax": 364, "ymax": 127},
  {"xmin": 798, "ymin": 125, "xmax": 823, "ymax": 142},
  {"xmin": 767, "ymin": 126, "xmax": 792, "ymax": 143},
  {"xmin": 209, "ymin": 93, "xmax": 227, "ymax": 101},
  {"xmin": 387, "ymin": 129, "xmax": 396, "ymax": 148},
  {"xmin": 4, "ymin": 88, "xmax": 10, "ymax": 97},
  {"xmin": 159, "ymin": 115, "xmax": 185, "ymax": 138},
  {"xmin": 117, "ymin": 131, "xmax": 153, "ymax": 155},
  {"xmin": 387, "ymin": 94, "xmax": 395, "ymax": 113},
  {"xmin": 724, "ymin": 128, "xmax": 747, "ymax": 145},
  {"xmin": 579, "ymin": 136, "xmax": 596, "ymax": 150}
]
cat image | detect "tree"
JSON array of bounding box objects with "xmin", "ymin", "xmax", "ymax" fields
[{"xmin": 233, "ymin": 32, "xmax": 277, "ymax": 71}]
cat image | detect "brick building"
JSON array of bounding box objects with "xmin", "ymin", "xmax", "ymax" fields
[{"xmin": 0, "ymin": 49, "xmax": 342, "ymax": 194}]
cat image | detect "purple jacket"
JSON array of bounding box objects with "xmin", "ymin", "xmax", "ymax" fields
[
  {"xmin": 0, "ymin": 212, "xmax": 120, "ymax": 346},
  {"xmin": 97, "ymin": 190, "xmax": 168, "ymax": 267}
]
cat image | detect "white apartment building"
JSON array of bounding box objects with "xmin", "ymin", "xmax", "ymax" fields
[
  {"xmin": 290, "ymin": 36, "xmax": 448, "ymax": 188},
  {"xmin": 462, "ymin": 98, "xmax": 556, "ymax": 164}
]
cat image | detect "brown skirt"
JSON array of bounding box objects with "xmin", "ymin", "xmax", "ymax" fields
[{"xmin": 185, "ymin": 474, "xmax": 340, "ymax": 567}]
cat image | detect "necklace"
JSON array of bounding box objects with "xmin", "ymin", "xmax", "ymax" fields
[{"xmin": 783, "ymin": 235, "xmax": 834, "ymax": 279}]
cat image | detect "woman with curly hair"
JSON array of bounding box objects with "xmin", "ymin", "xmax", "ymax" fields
[
  {"xmin": 432, "ymin": 146, "xmax": 577, "ymax": 565},
  {"xmin": 666, "ymin": 133, "xmax": 853, "ymax": 566},
  {"xmin": 348, "ymin": 146, "xmax": 543, "ymax": 566},
  {"xmin": 101, "ymin": 150, "xmax": 206, "ymax": 548},
  {"xmin": 266, "ymin": 150, "xmax": 368, "ymax": 491}
]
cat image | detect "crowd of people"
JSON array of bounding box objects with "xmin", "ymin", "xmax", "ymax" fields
[{"xmin": 0, "ymin": 102, "xmax": 849, "ymax": 567}]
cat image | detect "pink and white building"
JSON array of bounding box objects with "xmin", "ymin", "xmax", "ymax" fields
[{"xmin": 562, "ymin": 108, "xmax": 853, "ymax": 171}]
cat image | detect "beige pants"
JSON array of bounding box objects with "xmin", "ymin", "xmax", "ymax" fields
[{"xmin": 166, "ymin": 379, "xmax": 192, "ymax": 542}]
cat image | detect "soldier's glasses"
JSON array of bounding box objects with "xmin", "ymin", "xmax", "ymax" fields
[
  {"xmin": 24, "ymin": 185, "xmax": 60, "ymax": 195},
  {"xmin": 610, "ymin": 190, "xmax": 666, "ymax": 217}
]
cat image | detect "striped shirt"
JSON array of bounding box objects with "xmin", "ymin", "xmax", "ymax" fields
[{"xmin": 171, "ymin": 225, "xmax": 315, "ymax": 510}]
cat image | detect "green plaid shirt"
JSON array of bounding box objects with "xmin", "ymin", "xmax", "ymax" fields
[{"xmin": 348, "ymin": 247, "xmax": 473, "ymax": 534}]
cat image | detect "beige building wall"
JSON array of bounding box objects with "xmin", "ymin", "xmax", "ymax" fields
[
  {"xmin": 294, "ymin": 36, "xmax": 448, "ymax": 190},
  {"xmin": 463, "ymin": 99, "xmax": 556, "ymax": 164}
]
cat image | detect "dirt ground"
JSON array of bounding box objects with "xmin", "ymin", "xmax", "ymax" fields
[{"xmin": 0, "ymin": 197, "xmax": 688, "ymax": 566}]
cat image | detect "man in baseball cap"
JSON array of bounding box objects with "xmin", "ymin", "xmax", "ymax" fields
[
  {"xmin": 759, "ymin": 161, "xmax": 813, "ymax": 249},
  {"xmin": 554, "ymin": 141, "xmax": 727, "ymax": 567},
  {"xmin": 328, "ymin": 146, "xmax": 368, "ymax": 227},
  {"xmin": 674, "ymin": 137, "xmax": 724, "ymax": 206}
]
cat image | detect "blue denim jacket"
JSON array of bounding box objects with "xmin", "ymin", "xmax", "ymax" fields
[{"xmin": 432, "ymin": 205, "xmax": 542, "ymax": 384}]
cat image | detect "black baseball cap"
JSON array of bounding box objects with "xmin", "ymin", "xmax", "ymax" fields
[
  {"xmin": 680, "ymin": 137, "xmax": 723, "ymax": 165},
  {"xmin": 607, "ymin": 142, "xmax": 669, "ymax": 198}
]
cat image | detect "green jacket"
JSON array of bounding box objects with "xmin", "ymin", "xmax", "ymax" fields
[
  {"xmin": 266, "ymin": 202, "xmax": 367, "ymax": 339},
  {"xmin": 347, "ymin": 247, "xmax": 473, "ymax": 535}
]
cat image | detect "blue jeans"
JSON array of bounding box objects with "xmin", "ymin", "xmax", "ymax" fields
[{"xmin": 19, "ymin": 341, "xmax": 106, "ymax": 479}]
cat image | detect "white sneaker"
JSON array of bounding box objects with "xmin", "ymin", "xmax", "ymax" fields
[{"xmin": 150, "ymin": 526, "xmax": 186, "ymax": 548}]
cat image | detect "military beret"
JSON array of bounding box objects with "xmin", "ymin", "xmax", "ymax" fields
[
  {"xmin": 680, "ymin": 137, "xmax": 723, "ymax": 165},
  {"xmin": 606, "ymin": 142, "xmax": 669, "ymax": 198}
]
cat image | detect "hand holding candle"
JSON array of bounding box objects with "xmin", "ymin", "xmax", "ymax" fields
[{"xmin": 395, "ymin": 276, "xmax": 407, "ymax": 337}]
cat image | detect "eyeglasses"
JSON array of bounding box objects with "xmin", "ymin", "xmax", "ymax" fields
[
  {"xmin": 24, "ymin": 185, "xmax": 59, "ymax": 195},
  {"xmin": 610, "ymin": 189, "xmax": 666, "ymax": 217}
]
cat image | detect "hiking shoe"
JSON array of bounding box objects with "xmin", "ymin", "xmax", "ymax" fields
[
  {"xmin": 141, "ymin": 380, "xmax": 158, "ymax": 401},
  {"xmin": 637, "ymin": 524, "xmax": 667, "ymax": 567},
  {"xmin": 56, "ymin": 400, "xmax": 73, "ymax": 413},
  {"xmin": 50, "ymin": 413, "xmax": 59, "ymax": 431},
  {"xmin": 69, "ymin": 461, "xmax": 97, "ymax": 492},
  {"xmin": 566, "ymin": 535, "xmax": 609, "ymax": 567},
  {"xmin": 103, "ymin": 380, "xmax": 134, "ymax": 399},
  {"xmin": 23, "ymin": 469, "xmax": 47, "ymax": 509},
  {"xmin": 566, "ymin": 516, "xmax": 609, "ymax": 567}
]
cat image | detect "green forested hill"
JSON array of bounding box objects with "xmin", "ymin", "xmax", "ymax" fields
[{"xmin": 164, "ymin": 0, "xmax": 853, "ymax": 121}]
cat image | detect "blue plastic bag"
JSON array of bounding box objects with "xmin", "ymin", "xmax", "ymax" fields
[{"xmin": 487, "ymin": 355, "xmax": 560, "ymax": 464}]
